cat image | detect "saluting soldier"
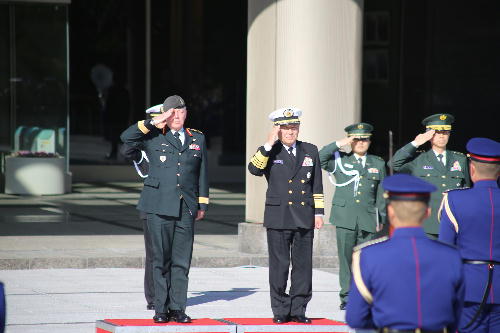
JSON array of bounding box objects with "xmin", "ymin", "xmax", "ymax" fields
[
  {"xmin": 248, "ymin": 108, "xmax": 324, "ymax": 324},
  {"xmin": 346, "ymin": 174, "xmax": 465, "ymax": 333},
  {"xmin": 318, "ymin": 122, "xmax": 386, "ymax": 311},
  {"xmin": 439, "ymin": 137, "xmax": 500, "ymax": 333},
  {"xmin": 120, "ymin": 95, "xmax": 208, "ymax": 324},
  {"xmin": 388, "ymin": 114, "xmax": 470, "ymax": 239},
  {"xmin": 119, "ymin": 104, "xmax": 163, "ymax": 311}
]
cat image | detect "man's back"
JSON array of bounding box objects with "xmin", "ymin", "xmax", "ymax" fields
[{"xmin": 347, "ymin": 227, "xmax": 464, "ymax": 331}]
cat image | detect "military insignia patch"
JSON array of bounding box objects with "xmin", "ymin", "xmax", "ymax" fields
[
  {"xmin": 160, "ymin": 156, "xmax": 166, "ymax": 162},
  {"xmin": 189, "ymin": 144, "xmax": 200, "ymax": 151},
  {"xmin": 368, "ymin": 168, "xmax": 379, "ymax": 174},
  {"xmin": 440, "ymin": 114, "xmax": 447, "ymax": 120},
  {"xmin": 357, "ymin": 124, "xmax": 364, "ymax": 129},
  {"xmin": 307, "ymin": 171, "xmax": 311, "ymax": 179},
  {"xmin": 283, "ymin": 109, "xmax": 293, "ymax": 117},
  {"xmin": 302, "ymin": 156, "xmax": 313, "ymax": 166},
  {"xmin": 450, "ymin": 160, "xmax": 462, "ymax": 171},
  {"xmin": 273, "ymin": 159, "xmax": 283, "ymax": 164},
  {"xmin": 423, "ymin": 165, "xmax": 434, "ymax": 170}
]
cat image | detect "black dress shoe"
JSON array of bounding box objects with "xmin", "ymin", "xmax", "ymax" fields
[
  {"xmin": 272, "ymin": 315, "xmax": 289, "ymax": 324},
  {"xmin": 147, "ymin": 303, "xmax": 155, "ymax": 310},
  {"xmin": 169, "ymin": 310, "xmax": 192, "ymax": 323},
  {"xmin": 339, "ymin": 301, "xmax": 347, "ymax": 310},
  {"xmin": 290, "ymin": 315, "xmax": 312, "ymax": 324},
  {"xmin": 153, "ymin": 313, "xmax": 169, "ymax": 323}
]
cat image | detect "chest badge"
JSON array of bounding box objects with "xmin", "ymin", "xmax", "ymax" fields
[
  {"xmin": 302, "ymin": 157, "xmax": 313, "ymax": 166},
  {"xmin": 450, "ymin": 160, "xmax": 462, "ymax": 171},
  {"xmin": 344, "ymin": 163, "xmax": 353, "ymax": 168},
  {"xmin": 273, "ymin": 159, "xmax": 283, "ymax": 164},
  {"xmin": 423, "ymin": 165, "xmax": 433, "ymax": 170},
  {"xmin": 306, "ymin": 171, "xmax": 311, "ymax": 179},
  {"xmin": 368, "ymin": 168, "xmax": 379, "ymax": 174},
  {"xmin": 189, "ymin": 144, "xmax": 201, "ymax": 151},
  {"xmin": 160, "ymin": 156, "xmax": 167, "ymax": 163}
]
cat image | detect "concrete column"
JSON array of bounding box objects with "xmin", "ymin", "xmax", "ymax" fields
[{"xmin": 245, "ymin": 0, "xmax": 364, "ymax": 225}]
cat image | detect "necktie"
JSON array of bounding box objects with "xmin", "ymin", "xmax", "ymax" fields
[
  {"xmin": 437, "ymin": 154, "xmax": 444, "ymax": 166},
  {"xmin": 357, "ymin": 157, "xmax": 363, "ymax": 168},
  {"xmin": 288, "ymin": 146, "xmax": 295, "ymax": 163},
  {"xmin": 173, "ymin": 131, "xmax": 182, "ymax": 148}
]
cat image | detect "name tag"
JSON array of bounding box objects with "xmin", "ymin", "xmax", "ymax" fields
[
  {"xmin": 450, "ymin": 161, "xmax": 462, "ymax": 171},
  {"xmin": 273, "ymin": 159, "xmax": 283, "ymax": 164},
  {"xmin": 302, "ymin": 156, "xmax": 313, "ymax": 166},
  {"xmin": 368, "ymin": 168, "xmax": 379, "ymax": 174},
  {"xmin": 423, "ymin": 165, "xmax": 433, "ymax": 170},
  {"xmin": 189, "ymin": 144, "xmax": 200, "ymax": 151}
]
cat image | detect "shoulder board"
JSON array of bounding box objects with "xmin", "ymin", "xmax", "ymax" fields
[
  {"xmin": 353, "ymin": 236, "xmax": 389, "ymax": 252},
  {"xmin": 451, "ymin": 151, "xmax": 465, "ymax": 155},
  {"xmin": 187, "ymin": 128, "xmax": 203, "ymax": 134},
  {"xmin": 371, "ymin": 155, "xmax": 384, "ymax": 161},
  {"xmin": 416, "ymin": 150, "xmax": 426, "ymax": 153},
  {"xmin": 444, "ymin": 187, "xmax": 470, "ymax": 193}
]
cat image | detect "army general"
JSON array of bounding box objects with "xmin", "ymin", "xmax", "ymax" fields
[
  {"xmin": 121, "ymin": 95, "xmax": 208, "ymax": 324},
  {"xmin": 248, "ymin": 108, "xmax": 324, "ymax": 324}
]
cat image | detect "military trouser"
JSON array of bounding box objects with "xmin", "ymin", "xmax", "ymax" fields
[
  {"xmin": 336, "ymin": 225, "xmax": 376, "ymax": 303},
  {"xmin": 141, "ymin": 215, "xmax": 155, "ymax": 307},
  {"xmin": 146, "ymin": 200, "xmax": 195, "ymax": 314}
]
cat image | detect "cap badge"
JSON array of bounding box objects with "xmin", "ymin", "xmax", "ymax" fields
[
  {"xmin": 357, "ymin": 124, "xmax": 364, "ymax": 129},
  {"xmin": 179, "ymin": 97, "xmax": 184, "ymax": 105},
  {"xmin": 284, "ymin": 109, "xmax": 293, "ymax": 117},
  {"xmin": 440, "ymin": 114, "xmax": 447, "ymax": 120}
]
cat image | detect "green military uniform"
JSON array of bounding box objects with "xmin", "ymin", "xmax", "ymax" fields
[
  {"xmin": 388, "ymin": 114, "xmax": 470, "ymax": 237},
  {"xmin": 120, "ymin": 96, "xmax": 208, "ymax": 319},
  {"xmin": 318, "ymin": 123, "xmax": 386, "ymax": 308}
]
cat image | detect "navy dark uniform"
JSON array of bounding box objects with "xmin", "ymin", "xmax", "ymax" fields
[
  {"xmin": 388, "ymin": 114, "xmax": 470, "ymax": 237},
  {"xmin": 346, "ymin": 174, "xmax": 464, "ymax": 332},
  {"xmin": 120, "ymin": 96, "xmax": 208, "ymax": 322},
  {"xmin": 248, "ymin": 108, "xmax": 324, "ymax": 323},
  {"xmin": 439, "ymin": 138, "xmax": 500, "ymax": 332}
]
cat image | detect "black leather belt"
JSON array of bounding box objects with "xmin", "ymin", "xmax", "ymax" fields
[
  {"xmin": 378, "ymin": 329, "xmax": 448, "ymax": 333},
  {"xmin": 462, "ymin": 259, "xmax": 498, "ymax": 329}
]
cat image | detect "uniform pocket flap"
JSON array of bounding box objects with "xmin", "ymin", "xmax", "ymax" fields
[
  {"xmin": 265, "ymin": 197, "xmax": 281, "ymax": 205},
  {"xmin": 332, "ymin": 198, "xmax": 346, "ymax": 206},
  {"xmin": 144, "ymin": 177, "xmax": 160, "ymax": 188}
]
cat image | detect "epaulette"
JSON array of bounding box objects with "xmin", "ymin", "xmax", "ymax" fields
[
  {"xmin": 187, "ymin": 128, "xmax": 203, "ymax": 134},
  {"xmin": 353, "ymin": 236, "xmax": 389, "ymax": 252},
  {"xmin": 443, "ymin": 187, "xmax": 470, "ymax": 193},
  {"xmin": 416, "ymin": 150, "xmax": 425, "ymax": 153},
  {"xmin": 372, "ymin": 155, "xmax": 384, "ymax": 161}
]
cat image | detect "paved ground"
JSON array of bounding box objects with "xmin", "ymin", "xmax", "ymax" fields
[{"xmin": 0, "ymin": 267, "xmax": 350, "ymax": 333}]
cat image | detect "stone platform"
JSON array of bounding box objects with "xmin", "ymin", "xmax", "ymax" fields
[{"xmin": 96, "ymin": 318, "xmax": 350, "ymax": 333}]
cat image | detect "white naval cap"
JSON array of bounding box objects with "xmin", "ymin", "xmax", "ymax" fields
[
  {"xmin": 268, "ymin": 107, "xmax": 302, "ymax": 125},
  {"xmin": 145, "ymin": 104, "xmax": 163, "ymax": 116}
]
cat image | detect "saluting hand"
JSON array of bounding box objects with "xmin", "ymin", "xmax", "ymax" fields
[
  {"xmin": 266, "ymin": 125, "xmax": 281, "ymax": 146},
  {"xmin": 337, "ymin": 136, "xmax": 354, "ymax": 147},
  {"xmin": 151, "ymin": 108, "xmax": 174, "ymax": 128},
  {"xmin": 413, "ymin": 129, "xmax": 435, "ymax": 146},
  {"xmin": 315, "ymin": 216, "xmax": 324, "ymax": 229}
]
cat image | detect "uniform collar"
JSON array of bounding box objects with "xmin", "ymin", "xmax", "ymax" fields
[
  {"xmin": 171, "ymin": 128, "xmax": 185, "ymax": 136},
  {"xmin": 473, "ymin": 179, "xmax": 499, "ymax": 188},
  {"xmin": 391, "ymin": 227, "xmax": 427, "ymax": 238}
]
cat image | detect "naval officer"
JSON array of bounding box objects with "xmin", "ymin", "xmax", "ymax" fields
[
  {"xmin": 346, "ymin": 174, "xmax": 464, "ymax": 332},
  {"xmin": 121, "ymin": 95, "xmax": 208, "ymax": 324},
  {"xmin": 439, "ymin": 137, "xmax": 500, "ymax": 332},
  {"xmin": 318, "ymin": 122, "xmax": 386, "ymax": 310},
  {"xmin": 248, "ymin": 108, "xmax": 324, "ymax": 324},
  {"xmin": 388, "ymin": 113, "xmax": 470, "ymax": 238}
]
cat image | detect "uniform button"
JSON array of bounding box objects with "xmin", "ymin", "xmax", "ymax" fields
[
  {"xmin": 372, "ymin": 176, "xmax": 376, "ymax": 179},
  {"xmin": 356, "ymin": 199, "xmax": 360, "ymax": 203},
  {"xmin": 177, "ymin": 184, "xmax": 180, "ymax": 187},
  {"xmin": 288, "ymin": 201, "xmax": 293, "ymax": 205},
  {"xmin": 176, "ymin": 173, "xmax": 180, "ymax": 176},
  {"xmin": 427, "ymin": 174, "xmax": 430, "ymax": 177},
  {"xmin": 301, "ymin": 202, "xmax": 305, "ymax": 205},
  {"xmin": 162, "ymin": 150, "xmax": 166, "ymax": 152},
  {"xmin": 360, "ymin": 176, "xmax": 363, "ymax": 179},
  {"xmin": 358, "ymin": 191, "xmax": 361, "ymax": 194},
  {"xmin": 178, "ymin": 163, "xmax": 181, "ymax": 166},
  {"xmin": 442, "ymin": 175, "xmax": 446, "ymax": 178},
  {"xmin": 301, "ymin": 180, "xmax": 305, "ymax": 183},
  {"xmin": 288, "ymin": 190, "xmax": 292, "ymax": 194},
  {"xmin": 359, "ymin": 184, "xmax": 362, "ymax": 187},
  {"xmin": 301, "ymin": 191, "xmax": 305, "ymax": 194},
  {"xmin": 178, "ymin": 153, "xmax": 181, "ymax": 155},
  {"xmin": 442, "ymin": 184, "xmax": 446, "ymax": 187},
  {"xmin": 289, "ymin": 180, "xmax": 292, "ymax": 183}
]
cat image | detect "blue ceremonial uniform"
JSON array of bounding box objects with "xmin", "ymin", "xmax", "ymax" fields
[
  {"xmin": 347, "ymin": 174, "xmax": 465, "ymax": 332},
  {"xmin": 439, "ymin": 138, "xmax": 500, "ymax": 332}
]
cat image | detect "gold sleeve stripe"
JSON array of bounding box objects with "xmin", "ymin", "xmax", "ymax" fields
[
  {"xmin": 314, "ymin": 198, "xmax": 325, "ymax": 209},
  {"xmin": 443, "ymin": 193, "xmax": 459, "ymax": 233},
  {"xmin": 250, "ymin": 151, "xmax": 269, "ymax": 169},
  {"xmin": 198, "ymin": 197, "xmax": 209, "ymax": 204},
  {"xmin": 352, "ymin": 249, "xmax": 373, "ymax": 304},
  {"xmin": 313, "ymin": 194, "xmax": 324, "ymax": 197},
  {"xmin": 138, "ymin": 120, "xmax": 150, "ymax": 134}
]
